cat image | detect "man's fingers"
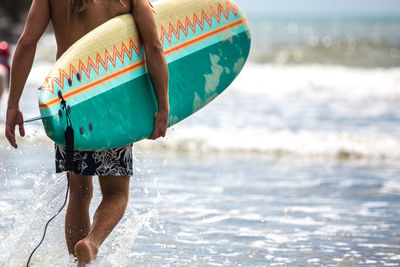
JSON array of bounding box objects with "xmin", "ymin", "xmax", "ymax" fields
[
  {"xmin": 149, "ymin": 126, "xmax": 166, "ymax": 140},
  {"xmin": 5, "ymin": 124, "xmax": 15, "ymax": 141},
  {"xmin": 148, "ymin": 113, "xmax": 168, "ymax": 140},
  {"xmin": 148, "ymin": 128, "xmax": 157, "ymax": 140},
  {"xmin": 5, "ymin": 110, "xmax": 25, "ymax": 148},
  {"xmin": 18, "ymin": 123, "xmax": 25, "ymax": 137},
  {"xmin": 5, "ymin": 125, "xmax": 17, "ymax": 148},
  {"xmin": 149, "ymin": 129, "xmax": 160, "ymax": 140},
  {"xmin": 160, "ymin": 130, "xmax": 166, "ymax": 138}
]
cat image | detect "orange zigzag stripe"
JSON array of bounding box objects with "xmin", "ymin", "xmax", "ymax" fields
[
  {"xmin": 42, "ymin": 38, "xmax": 141, "ymax": 94},
  {"xmin": 41, "ymin": 0, "xmax": 238, "ymax": 95},
  {"xmin": 160, "ymin": 1, "xmax": 238, "ymax": 45}
]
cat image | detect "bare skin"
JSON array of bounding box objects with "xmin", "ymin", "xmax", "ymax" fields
[
  {"xmin": 71, "ymin": 174, "xmax": 130, "ymax": 264},
  {"xmin": 65, "ymin": 174, "xmax": 93, "ymax": 256},
  {"xmin": 5, "ymin": 0, "xmax": 169, "ymax": 264}
]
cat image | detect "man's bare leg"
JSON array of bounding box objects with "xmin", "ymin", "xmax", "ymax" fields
[
  {"xmin": 65, "ymin": 173, "xmax": 93, "ymax": 255},
  {"xmin": 74, "ymin": 175, "xmax": 130, "ymax": 263}
]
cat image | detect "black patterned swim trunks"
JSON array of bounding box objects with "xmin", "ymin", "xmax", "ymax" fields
[{"xmin": 55, "ymin": 143, "xmax": 133, "ymax": 176}]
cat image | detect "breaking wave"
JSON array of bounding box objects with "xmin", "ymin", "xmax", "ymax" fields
[{"xmin": 1, "ymin": 124, "xmax": 399, "ymax": 163}]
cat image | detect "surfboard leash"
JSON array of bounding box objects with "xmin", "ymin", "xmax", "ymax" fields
[
  {"xmin": 26, "ymin": 91, "xmax": 75, "ymax": 266},
  {"xmin": 26, "ymin": 172, "xmax": 70, "ymax": 267},
  {"xmin": 57, "ymin": 90, "xmax": 75, "ymax": 171},
  {"xmin": 24, "ymin": 116, "xmax": 42, "ymax": 123}
]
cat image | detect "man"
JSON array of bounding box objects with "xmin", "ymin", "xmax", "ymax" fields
[
  {"xmin": 5, "ymin": 0, "xmax": 169, "ymax": 264},
  {"xmin": 0, "ymin": 41, "xmax": 11, "ymax": 105}
]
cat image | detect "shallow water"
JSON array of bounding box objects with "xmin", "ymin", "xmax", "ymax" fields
[
  {"xmin": 0, "ymin": 143, "xmax": 399, "ymax": 266},
  {"xmin": 131, "ymin": 154, "xmax": 400, "ymax": 266}
]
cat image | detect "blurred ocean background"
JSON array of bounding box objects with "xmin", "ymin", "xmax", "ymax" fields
[{"xmin": 1, "ymin": 0, "xmax": 400, "ymax": 266}]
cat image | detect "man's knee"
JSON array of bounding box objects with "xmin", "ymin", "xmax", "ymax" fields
[
  {"xmin": 102, "ymin": 189, "xmax": 129, "ymax": 207},
  {"xmin": 69, "ymin": 173, "xmax": 93, "ymax": 203},
  {"xmin": 99, "ymin": 175, "xmax": 130, "ymax": 204},
  {"xmin": 70, "ymin": 185, "xmax": 93, "ymax": 202}
]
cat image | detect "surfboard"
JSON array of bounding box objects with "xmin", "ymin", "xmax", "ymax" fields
[{"xmin": 39, "ymin": 0, "xmax": 251, "ymax": 150}]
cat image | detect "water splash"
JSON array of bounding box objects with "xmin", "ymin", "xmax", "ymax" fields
[
  {"xmin": 0, "ymin": 172, "xmax": 71, "ymax": 266},
  {"xmin": 0, "ymin": 152, "xmax": 163, "ymax": 266}
]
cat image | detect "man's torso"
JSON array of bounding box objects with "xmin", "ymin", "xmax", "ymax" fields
[{"xmin": 48, "ymin": 0, "xmax": 132, "ymax": 59}]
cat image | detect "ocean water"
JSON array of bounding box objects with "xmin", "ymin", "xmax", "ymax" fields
[{"xmin": 0, "ymin": 14, "xmax": 400, "ymax": 266}]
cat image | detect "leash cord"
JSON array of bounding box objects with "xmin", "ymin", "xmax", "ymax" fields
[
  {"xmin": 26, "ymin": 172, "xmax": 70, "ymax": 267},
  {"xmin": 24, "ymin": 116, "xmax": 42, "ymax": 123}
]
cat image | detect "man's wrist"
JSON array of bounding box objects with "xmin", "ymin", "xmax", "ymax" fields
[
  {"xmin": 157, "ymin": 106, "xmax": 169, "ymax": 113},
  {"xmin": 7, "ymin": 104, "xmax": 19, "ymax": 110}
]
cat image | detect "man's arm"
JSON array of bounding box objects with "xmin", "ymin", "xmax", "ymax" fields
[
  {"xmin": 132, "ymin": 0, "xmax": 169, "ymax": 140},
  {"xmin": 5, "ymin": 0, "xmax": 50, "ymax": 148}
]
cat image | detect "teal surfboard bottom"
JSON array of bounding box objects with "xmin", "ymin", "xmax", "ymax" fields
[
  {"xmin": 42, "ymin": 30, "xmax": 251, "ymax": 150},
  {"xmin": 43, "ymin": 75, "xmax": 157, "ymax": 150}
]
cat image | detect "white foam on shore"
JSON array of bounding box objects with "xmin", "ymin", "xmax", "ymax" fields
[
  {"xmin": 1, "ymin": 123, "xmax": 400, "ymax": 162},
  {"xmin": 136, "ymin": 126, "xmax": 400, "ymax": 162},
  {"xmin": 232, "ymin": 63, "xmax": 400, "ymax": 101}
]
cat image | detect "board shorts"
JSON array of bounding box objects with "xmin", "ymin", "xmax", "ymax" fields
[{"xmin": 55, "ymin": 143, "xmax": 133, "ymax": 176}]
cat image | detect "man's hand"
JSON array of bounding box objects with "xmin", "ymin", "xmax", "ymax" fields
[
  {"xmin": 5, "ymin": 108, "xmax": 25, "ymax": 148},
  {"xmin": 148, "ymin": 110, "xmax": 169, "ymax": 140}
]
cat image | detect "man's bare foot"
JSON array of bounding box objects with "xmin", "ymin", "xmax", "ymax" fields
[{"xmin": 74, "ymin": 238, "xmax": 99, "ymax": 264}]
